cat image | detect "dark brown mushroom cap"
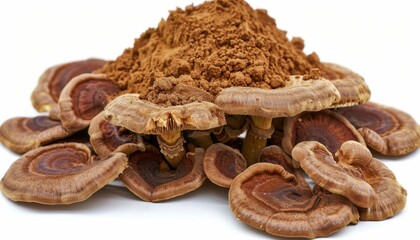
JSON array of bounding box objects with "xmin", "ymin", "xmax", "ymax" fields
[
  {"xmin": 291, "ymin": 141, "xmax": 376, "ymax": 208},
  {"xmin": 120, "ymin": 145, "xmax": 206, "ymax": 202},
  {"xmin": 89, "ymin": 111, "xmax": 145, "ymax": 158},
  {"xmin": 229, "ymin": 163, "xmax": 359, "ymax": 238},
  {"xmin": 282, "ymin": 110, "xmax": 366, "ymax": 155},
  {"xmin": 323, "ymin": 63, "xmax": 371, "ymax": 107},
  {"xmin": 203, "ymin": 143, "xmax": 247, "ymax": 188},
  {"xmin": 104, "ymin": 94, "xmax": 226, "ymax": 134},
  {"xmin": 336, "ymin": 101, "xmax": 420, "ymax": 155},
  {"xmin": 215, "ymin": 78, "xmax": 341, "ymax": 118},
  {"xmin": 58, "ymin": 73, "xmax": 121, "ymax": 132},
  {"xmin": 336, "ymin": 141, "xmax": 407, "ymax": 220},
  {"xmin": 0, "ymin": 116, "xmax": 74, "ymax": 154},
  {"xmin": 0, "ymin": 142, "xmax": 127, "ymax": 205},
  {"xmin": 31, "ymin": 59, "xmax": 107, "ymax": 119}
]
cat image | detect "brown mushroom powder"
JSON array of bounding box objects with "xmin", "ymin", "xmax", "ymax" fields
[{"xmin": 98, "ymin": 0, "xmax": 331, "ymax": 103}]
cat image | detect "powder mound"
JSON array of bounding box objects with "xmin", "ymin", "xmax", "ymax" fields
[{"xmin": 98, "ymin": 0, "xmax": 332, "ymax": 102}]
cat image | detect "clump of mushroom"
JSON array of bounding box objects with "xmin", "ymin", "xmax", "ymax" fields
[{"xmin": 0, "ymin": 0, "xmax": 419, "ymax": 238}]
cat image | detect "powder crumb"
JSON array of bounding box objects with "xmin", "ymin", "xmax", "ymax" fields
[{"xmin": 98, "ymin": 0, "xmax": 333, "ymax": 103}]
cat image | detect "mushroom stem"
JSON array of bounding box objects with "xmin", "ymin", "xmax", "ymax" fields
[
  {"xmin": 157, "ymin": 131, "xmax": 186, "ymax": 168},
  {"xmin": 241, "ymin": 116, "xmax": 274, "ymax": 166}
]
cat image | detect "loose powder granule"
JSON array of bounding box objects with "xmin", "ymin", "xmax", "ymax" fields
[{"xmin": 98, "ymin": 0, "xmax": 332, "ymax": 103}]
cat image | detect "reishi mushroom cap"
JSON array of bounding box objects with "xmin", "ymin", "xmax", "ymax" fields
[
  {"xmin": 291, "ymin": 141, "xmax": 376, "ymax": 208},
  {"xmin": 31, "ymin": 58, "xmax": 107, "ymax": 119},
  {"xmin": 119, "ymin": 145, "xmax": 206, "ymax": 202},
  {"xmin": 103, "ymin": 94, "xmax": 226, "ymax": 134},
  {"xmin": 0, "ymin": 142, "xmax": 128, "ymax": 205},
  {"xmin": 0, "ymin": 116, "xmax": 75, "ymax": 154},
  {"xmin": 215, "ymin": 78, "xmax": 341, "ymax": 118},
  {"xmin": 282, "ymin": 110, "xmax": 366, "ymax": 155},
  {"xmin": 335, "ymin": 141, "xmax": 407, "ymax": 220},
  {"xmin": 58, "ymin": 73, "xmax": 121, "ymax": 132},
  {"xmin": 203, "ymin": 143, "xmax": 247, "ymax": 188},
  {"xmin": 89, "ymin": 111, "xmax": 145, "ymax": 158},
  {"xmin": 229, "ymin": 162, "xmax": 359, "ymax": 238},
  {"xmin": 336, "ymin": 101, "xmax": 420, "ymax": 155}
]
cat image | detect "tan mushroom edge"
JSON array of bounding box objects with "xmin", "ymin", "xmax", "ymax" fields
[
  {"xmin": 0, "ymin": 142, "xmax": 128, "ymax": 205},
  {"xmin": 103, "ymin": 93, "xmax": 226, "ymax": 168},
  {"xmin": 203, "ymin": 143, "xmax": 247, "ymax": 188},
  {"xmin": 324, "ymin": 63, "xmax": 371, "ymax": 107},
  {"xmin": 120, "ymin": 146, "xmax": 206, "ymax": 202},
  {"xmin": 58, "ymin": 73, "xmax": 121, "ymax": 132},
  {"xmin": 336, "ymin": 101, "xmax": 420, "ymax": 156},
  {"xmin": 229, "ymin": 162, "xmax": 359, "ymax": 238},
  {"xmin": 0, "ymin": 116, "xmax": 75, "ymax": 154}
]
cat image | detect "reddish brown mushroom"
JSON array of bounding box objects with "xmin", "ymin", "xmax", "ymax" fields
[
  {"xmin": 229, "ymin": 162, "xmax": 359, "ymax": 238},
  {"xmin": 282, "ymin": 110, "xmax": 366, "ymax": 156},
  {"xmin": 0, "ymin": 142, "xmax": 127, "ymax": 205},
  {"xmin": 58, "ymin": 73, "xmax": 121, "ymax": 132},
  {"xmin": 0, "ymin": 116, "xmax": 75, "ymax": 154},
  {"xmin": 215, "ymin": 78, "xmax": 341, "ymax": 166},
  {"xmin": 336, "ymin": 101, "xmax": 420, "ymax": 155},
  {"xmin": 89, "ymin": 111, "xmax": 145, "ymax": 158},
  {"xmin": 336, "ymin": 141, "xmax": 407, "ymax": 220},
  {"xmin": 292, "ymin": 140, "xmax": 407, "ymax": 219},
  {"xmin": 31, "ymin": 58, "xmax": 107, "ymax": 120},
  {"xmin": 119, "ymin": 145, "xmax": 206, "ymax": 202},
  {"xmin": 203, "ymin": 143, "xmax": 247, "ymax": 188},
  {"xmin": 104, "ymin": 93, "xmax": 225, "ymax": 168}
]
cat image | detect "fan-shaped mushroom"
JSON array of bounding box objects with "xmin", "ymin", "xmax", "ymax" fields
[
  {"xmin": 89, "ymin": 111, "xmax": 145, "ymax": 158},
  {"xmin": 336, "ymin": 141, "xmax": 407, "ymax": 220},
  {"xmin": 203, "ymin": 143, "xmax": 247, "ymax": 188},
  {"xmin": 229, "ymin": 162, "xmax": 359, "ymax": 238},
  {"xmin": 215, "ymin": 77, "xmax": 341, "ymax": 166},
  {"xmin": 282, "ymin": 110, "xmax": 366, "ymax": 155},
  {"xmin": 292, "ymin": 140, "xmax": 407, "ymax": 219},
  {"xmin": 104, "ymin": 93, "xmax": 225, "ymax": 168},
  {"xmin": 58, "ymin": 73, "xmax": 121, "ymax": 132},
  {"xmin": 0, "ymin": 142, "xmax": 127, "ymax": 205},
  {"xmin": 336, "ymin": 101, "xmax": 420, "ymax": 155},
  {"xmin": 119, "ymin": 145, "xmax": 206, "ymax": 202},
  {"xmin": 31, "ymin": 58, "xmax": 107, "ymax": 120},
  {"xmin": 0, "ymin": 116, "xmax": 75, "ymax": 154}
]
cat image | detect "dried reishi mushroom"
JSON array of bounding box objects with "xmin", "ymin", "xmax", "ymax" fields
[
  {"xmin": 215, "ymin": 78, "xmax": 341, "ymax": 166},
  {"xmin": 203, "ymin": 143, "xmax": 247, "ymax": 188},
  {"xmin": 292, "ymin": 141, "xmax": 376, "ymax": 208},
  {"xmin": 119, "ymin": 145, "xmax": 206, "ymax": 202},
  {"xmin": 0, "ymin": 116, "xmax": 74, "ymax": 154},
  {"xmin": 336, "ymin": 141, "xmax": 407, "ymax": 220},
  {"xmin": 0, "ymin": 142, "xmax": 128, "ymax": 205},
  {"xmin": 104, "ymin": 93, "xmax": 226, "ymax": 168},
  {"xmin": 229, "ymin": 162, "xmax": 359, "ymax": 238},
  {"xmin": 324, "ymin": 63, "xmax": 371, "ymax": 107},
  {"xmin": 336, "ymin": 101, "xmax": 420, "ymax": 155},
  {"xmin": 58, "ymin": 73, "xmax": 121, "ymax": 132},
  {"xmin": 213, "ymin": 115, "xmax": 248, "ymax": 143},
  {"xmin": 31, "ymin": 58, "xmax": 107, "ymax": 120},
  {"xmin": 89, "ymin": 111, "xmax": 145, "ymax": 158},
  {"xmin": 282, "ymin": 110, "xmax": 366, "ymax": 156}
]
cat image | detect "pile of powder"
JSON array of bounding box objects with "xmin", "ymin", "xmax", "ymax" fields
[{"xmin": 98, "ymin": 0, "xmax": 334, "ymax": 105}]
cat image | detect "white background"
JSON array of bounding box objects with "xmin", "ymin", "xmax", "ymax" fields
[{"xmin": 0, "ymin": 0, "xmax": 419, "ymax": 239}]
